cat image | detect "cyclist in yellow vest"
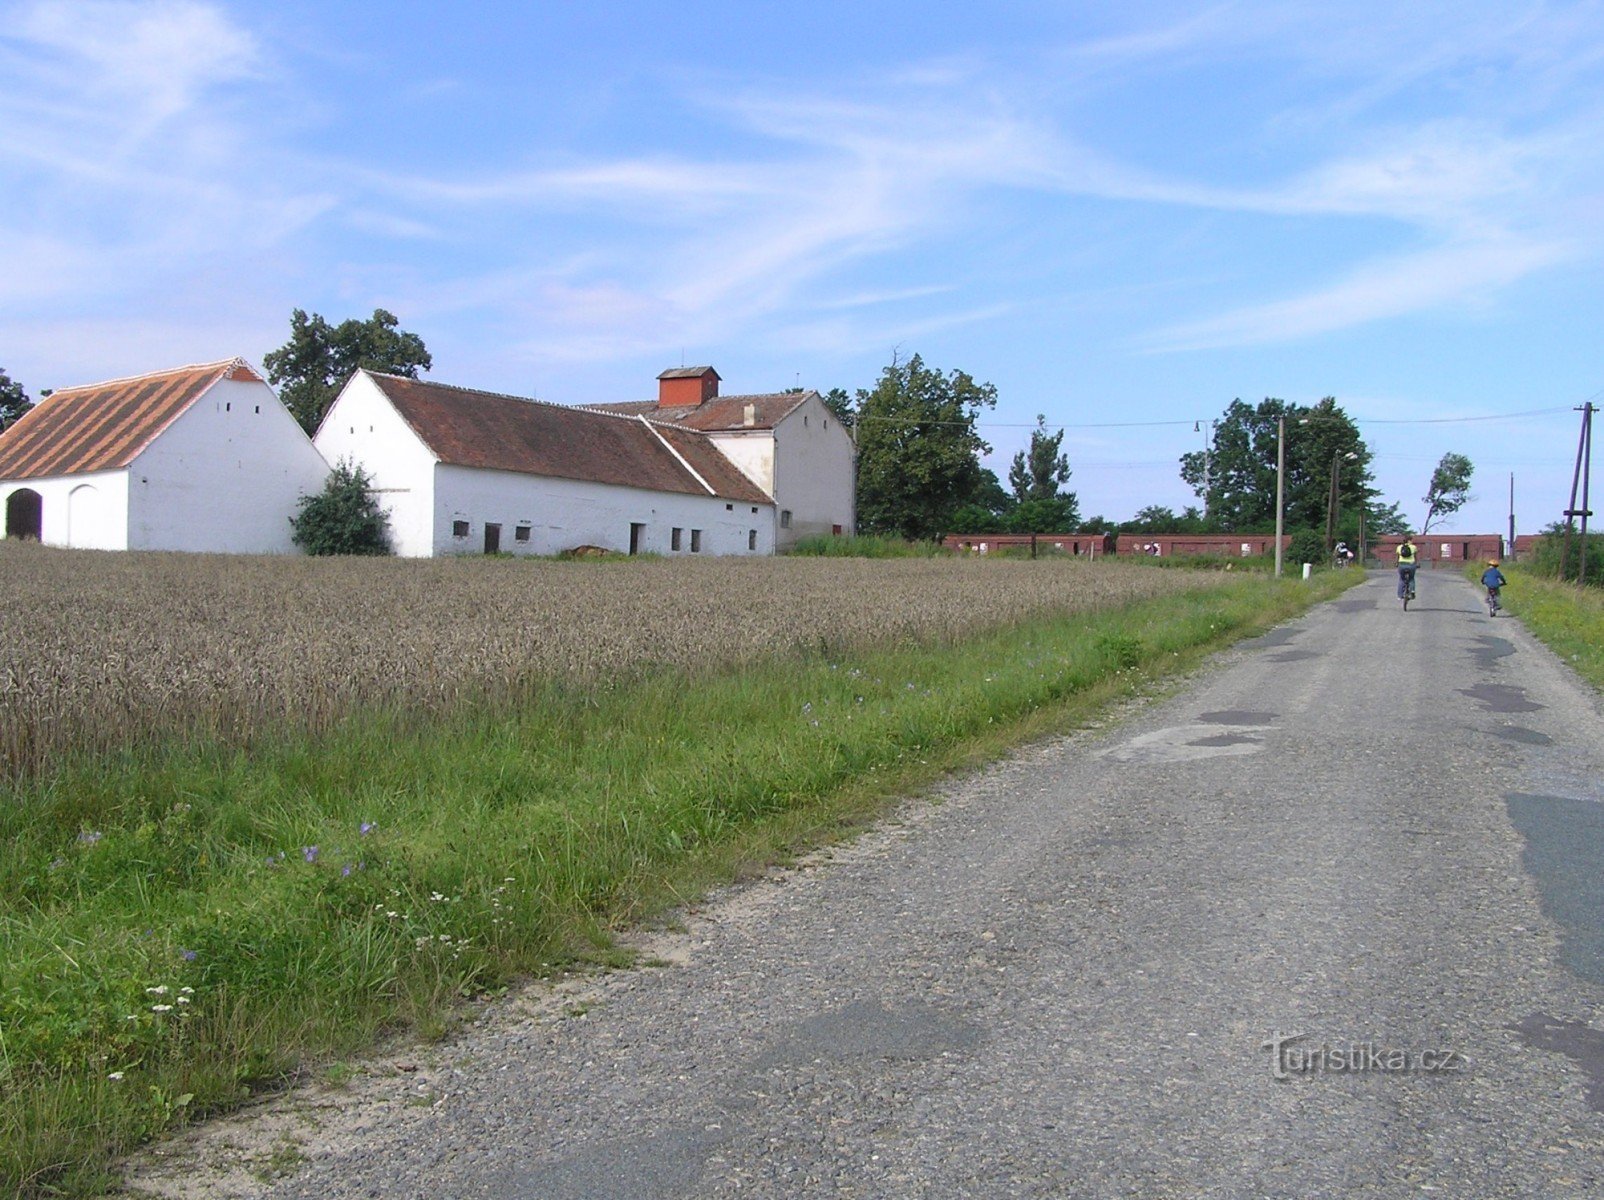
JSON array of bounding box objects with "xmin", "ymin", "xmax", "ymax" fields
[{"xmin": 1396, "ymin": 537, "xmax": 1418, "ymax": 599}]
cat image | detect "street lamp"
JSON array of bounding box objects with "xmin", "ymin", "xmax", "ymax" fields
[{"xmin": 1326, "ymin": 450, "xmax": 1359, "ymax": 554}]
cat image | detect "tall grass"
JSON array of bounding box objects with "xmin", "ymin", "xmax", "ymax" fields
[
  {"xmin": 1493, "ymin": 567, "xmax": 1604, "ymax": 692},
  {"xmin": 786, "ymin": 533, "xmax": 947, "ymax": 557},
  {"xmin": 0, "ymin": 555, "xmax": 1353, "ymax": 1196}
]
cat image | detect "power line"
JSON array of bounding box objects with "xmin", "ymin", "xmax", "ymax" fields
[{"xmin": 855, "ymin": 403, "xmax": 1580, "ymax": 433}]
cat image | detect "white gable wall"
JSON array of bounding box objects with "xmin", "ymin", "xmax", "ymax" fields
[
  {"xmin": 313, "ymin": 374, "xmax": 439, "ymax": 557},
  {"xmin": 434, "ymin": 463, "xmax": 774, "ymax": 557},
  {"xmin": 127, "ymin": 377, "xmax": 331, "ymax": 554},
  {"xmin": 771, "ymin": 394, "xmax": 856, "ymax": 548},
  {"xmin": 707, "ymin": 430, "xmax": 774, "ymax": 496},
  {"xmin": 1, "ymin": 470, "xmax": 129, "ymax": 549}
]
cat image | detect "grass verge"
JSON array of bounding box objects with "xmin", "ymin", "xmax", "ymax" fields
[
  {"xmin": 1492, "ymin": 567, "xmax": 1604, "ymax": 693},
  {"xmin": 1, "ymin": 571, "xmax": 1354, "ymax": 1197}
]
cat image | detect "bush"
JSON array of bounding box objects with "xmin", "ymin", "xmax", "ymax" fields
[
  {"xmin": 1287, "ymin": 529, "xmax": 1326, "ymax": 569},
  {"xmin": 290, "ymin": 461, "xmax": 394, "ymax": 556},
  {"xmin": 1524, "ymin": 525, "xmax": 1604, "ymax": 588}
]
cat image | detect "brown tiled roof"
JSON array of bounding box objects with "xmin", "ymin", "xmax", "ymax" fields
[
  {"xmin": 0, "ymin": 359, "xmax": 260, "ymax": 481},
  {"xmin": 366, "ymin": 373, "xmax": 772, "ymax": 505},
  {"xmin": 583, "ymin": 391, "xmax": 813, "ymax": 433},
  {"xmin": 657, "ymin": 366, "xmax": 719, "ymax": 380}
]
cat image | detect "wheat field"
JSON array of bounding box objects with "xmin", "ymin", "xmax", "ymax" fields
[{"xmin": 0, "ymin": 541, "xmax": 1218, "ymax": 780}]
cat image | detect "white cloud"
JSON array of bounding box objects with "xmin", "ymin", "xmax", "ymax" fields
[
  {"xmin": 1142, "ymin": 233, "xmax": 1572, "ymax": 351},
  {"xmin": 2, "ymin": 0, "xmax": 262, "ymax": 148}
]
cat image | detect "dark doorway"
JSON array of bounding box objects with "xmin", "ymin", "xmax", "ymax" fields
[
  {"xmin": 483, "ymin": 523, "xmax": 501, "ymax": 554},
  {"xmin": 629, "ymin": 522, "xmax": 645, "ymax": 555},
  {"xmin": 5, "ymin": 489, "xmax": 42, "ymax": 540}
]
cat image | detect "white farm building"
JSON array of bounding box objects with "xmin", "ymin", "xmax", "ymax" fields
[
  {"xmin": 586, "ymin": 367, "xmax": 857, "ymax": 552},
  {"xmin": 314, "ymin": 371, "xmax": 778, "ymax": 558},
  {"xmin": 0, "ymin": 359, "xmax": 329, "ymax": 553}
]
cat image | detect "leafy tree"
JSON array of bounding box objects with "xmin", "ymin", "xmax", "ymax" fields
[
  {"xmin": 1121, "ymin": 505, "xmax": 1181, "ymax": 535},
  {"xmin": 821, "ymin": 387, "xmax": 855, "ymax": 427},
  {"xmin": 1365, "ymin": 500, "xmax": 1412, "ymax": 536},
  {"xmin": 854, "ymin": 354, "xmax": 997, "ymax": 540},
  {"xmin": 1420, "ymin": 452, "xmax": 1474, "ymax": 535},
  {"xmin": 1078, "ymin": 515, "xmax": 1116, "ymax": 536},
  {"xmin": 1180, "ymin": 397, "xmax": 1373, "ymax": 534},
  {"xmin": 948, "ymin": 468, "xmax": 1012, "ymax": 533},
  {"xmin": 1002, "ymin": 415, "xmax": 1080, "ymax": 532},
  {"xmin": 0, "ymin": 367, "xmax": 32, "ymax": 432},
  {"xmin": 265, "ymin": 308, "xmax": 432, "ymax": 435},
  {"xmin": 289, "ymin": 461, "xmax": 394, "ymax": 556}
]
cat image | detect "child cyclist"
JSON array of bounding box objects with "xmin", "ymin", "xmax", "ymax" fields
[{"xmin": 1481, "ymin": 559, "xmax": 1507, "ymax": 612}]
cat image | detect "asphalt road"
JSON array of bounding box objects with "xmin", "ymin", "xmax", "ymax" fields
[{"xmin": 132, "ymin": 566, "xmax": 1604, "ymax": 1199}]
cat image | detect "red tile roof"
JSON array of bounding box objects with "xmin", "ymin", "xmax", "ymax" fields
[
  {"xmin": 584, "ymin": 391, "xmax": 812, "ymax": 433},
  {"xmin": 365, "ymin": 373, "xmax": 773, "ymax": 505},
  {"xmin": 0, "ymin": 359, "xmax": 261, "ymax": 481}
]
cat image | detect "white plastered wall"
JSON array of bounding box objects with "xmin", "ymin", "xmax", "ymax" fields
[
  {"xmin": 313, "ymin": 374, "xmax": 439, "ymax": 557},
  {"xmin": 706, "ymin": 430, "xmax": 774, "ymax": 497},
  {"xmin": 127, "ymin": 376, "xmax": 331, "ymax": 554},
  {"xmin": 1, "ymin": 471, "xmax": 129, "ymax": 549},
  {"xmin": 769, "ymin": 394, "xmax": 856, "ymax": 549},
  {"xmin": 433, "ymin": 464, "xmax": 774, "ymax": 558}
]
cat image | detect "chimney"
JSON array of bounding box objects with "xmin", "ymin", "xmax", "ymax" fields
[
  {"xmin": 743, "ymin": 403, "xmax": 756, "ymax": 427},
  {"xmin": 657, "ymin": 366, "xmax": 720, "ymax": 408}
]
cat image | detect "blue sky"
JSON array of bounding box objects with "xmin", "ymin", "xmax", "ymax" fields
[{"xmin": 3, "ymin": 1, "xmax": 1601, "ymax": 534}]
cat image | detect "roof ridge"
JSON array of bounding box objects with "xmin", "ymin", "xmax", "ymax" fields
[
  {"xmin": 50, "ymin": 357, "xmax": 253, "ymax": 395},
  {"xmin": 367, "ymin": 372, "xmax": 721, "ymax": 438}
]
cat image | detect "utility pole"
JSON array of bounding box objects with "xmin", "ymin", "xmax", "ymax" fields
[
  {"xmin": 1508, "ymin": 472, "xmax": 1515, "ymax": 562},
  {"xmin": 1274, "ymin": 414, "xmax": 1286, "ymax": 578},
  {"xmin": 1561, "ymin": 402, "xmax": 1596, "ymax": 584},
  {"xmin": 1325, "ymin": 452, "xmax": 1341, "ymax": 554}
]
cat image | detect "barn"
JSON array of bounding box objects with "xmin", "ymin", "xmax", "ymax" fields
[
  {"xmin": 314, "ymin": 371, "xmax": 777, "ymax": 557},
  {"xmin": 584, "ymin": 367, "xmax": 856, "ymax": 551},
  {"xmin": 0, "ymin": 359, "xmax": 330, "ymax": 553}
]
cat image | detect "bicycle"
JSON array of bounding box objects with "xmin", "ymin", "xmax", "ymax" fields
[
  {"xmin": 1399, "ymin": 566, "xmax": 1417, "ymax": 611},
  {"xmin": 1486, "ymin": 586, "xmax": 1501, "ymax": 617}
]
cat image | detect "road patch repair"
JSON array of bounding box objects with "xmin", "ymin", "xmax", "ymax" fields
[{"xmin": 1096, "ymin": 707, "xmax": 1279, "ymax": 764}]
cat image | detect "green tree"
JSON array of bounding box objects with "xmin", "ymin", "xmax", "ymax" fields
[
  {"xmin": 1365, "ymin": 500, "xmax": 1412, "ymax": 536},
  {"xmin": 821, "ymin": 387, "xmax": 855, "ymax": 428},
  {"xmin": 1003, "ymin": 415, "xmax": 1079, "ymax": 532},
  {"xmin": 265, "ymin": 308, "xmax": 432, "ymax": 435},
  {"xmin": 854, "ymin": 354, "xmax": 997, "ymax": 540},
  {"xmin": 0, "ymin": 367, "xmax": 32, "ymax": 432},
  {"xmin": 1179, "ymin": 397, "xmax": 1373, "ymax": 534},
  {"xmin": 949, "ymin": 468, "xmax": 1012, "ymax": 534},
  {"xmin": 1420, "ymin": 452, "xmax": 1474, "ymax": 535},
  {"xmin": 289, "ymin": 461, "xmax": 394, "ymax": 556}
]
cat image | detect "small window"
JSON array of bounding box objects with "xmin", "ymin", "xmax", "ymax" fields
[
  {"xmin": 690, "ymin": 529, "xmax": 702, "ymax": 553},
  {"xmin": 751, "ymin": 506, "xmax": 758, "ymax": 514},
  {"xmin": 225, "ymin": 402, "xmax": 231, "ymax": 412},
  {"xmin": 725, "ymin": 503, "xmax": 734, "ymax": 511},
  {"xmin": 804, "ymin": 414, "xmax": 809, "ymax": 426},
  {"xmin": 453, "ymin": 520, "xmax": 469, "ymax": 538},
  {"xmin": 824, "ymin": 419, "xmax": 829, "ymax": 430},
  {"xmin": 780, "ymin": 510, "xmax": 792, "ymax": 529},
  {"xmin": 671, "ymin": 527, "xmax": 683, "ymax": 551},
  {"xmin": 514, "ymin": 525, "xmax": 531, "ymax": 543},
  {"xmin": 254, "ymin": 405, "xmax": 260, "ymax": 414},
  {"xmin": 748, "ymin": 529, "xmax": 757, "ymax": 551}
]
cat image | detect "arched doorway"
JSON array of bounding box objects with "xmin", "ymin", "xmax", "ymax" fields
[{"xmin": 4, "ymin": 488, "xmax": 42, "ymax": 540}]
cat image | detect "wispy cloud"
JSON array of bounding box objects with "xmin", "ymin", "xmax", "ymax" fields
[{"xmin": 1143, "ymin": 234, "xmax": 1572, "ymax": 351}]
